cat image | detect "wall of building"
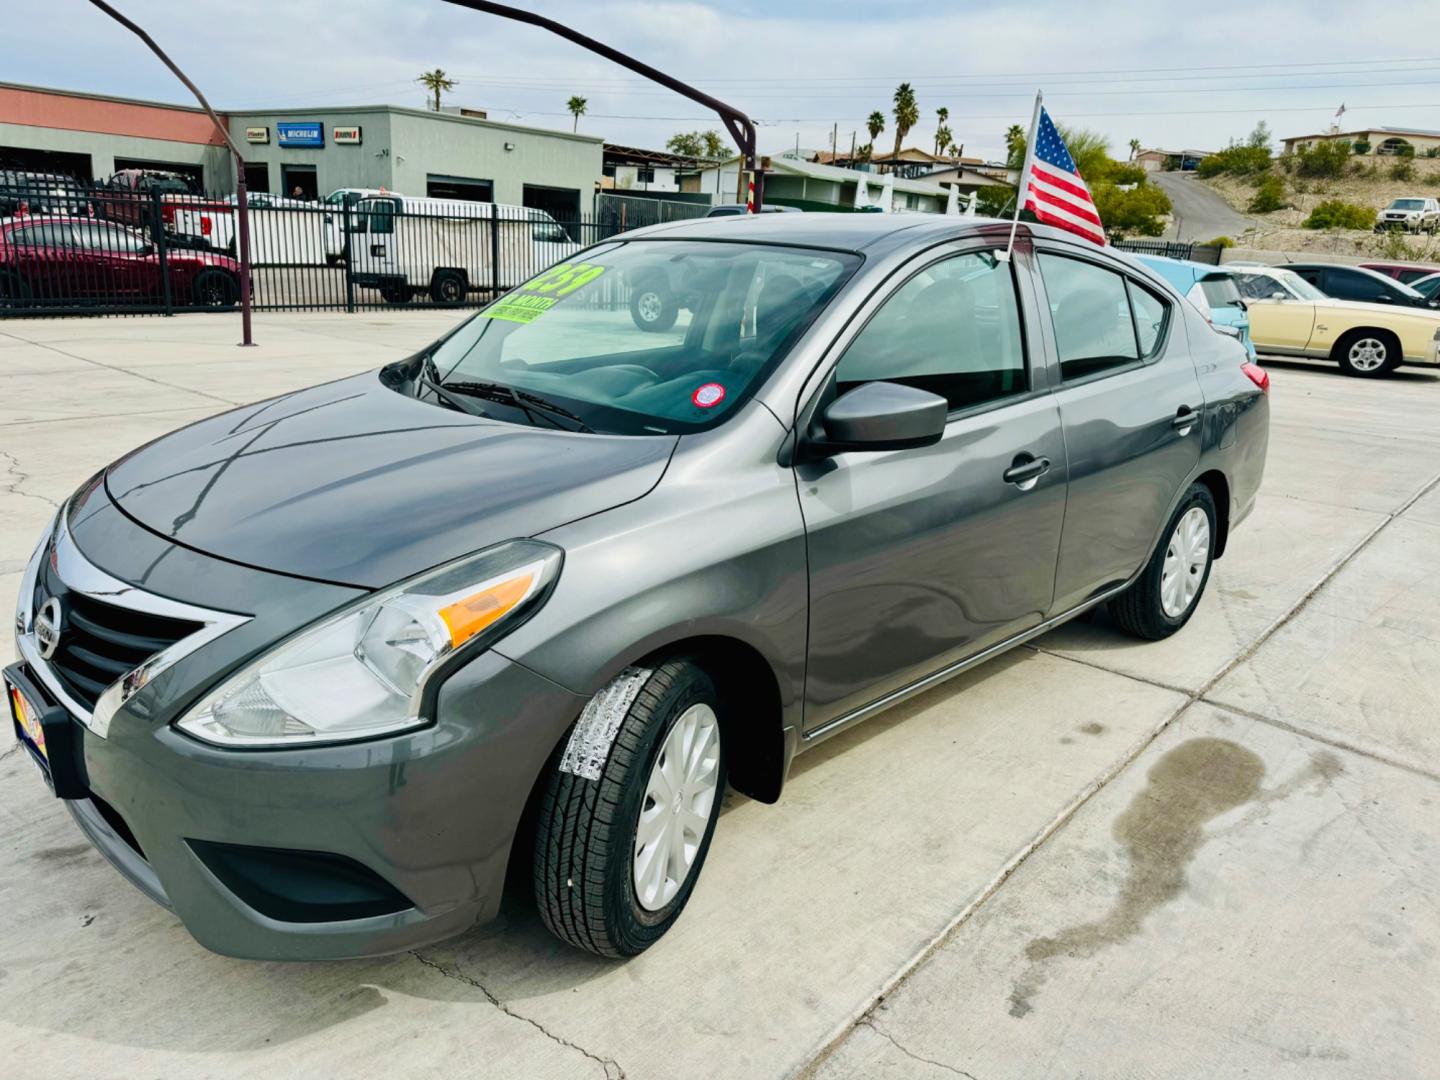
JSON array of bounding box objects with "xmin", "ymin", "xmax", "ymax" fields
[
  {"xmin": 390, "ymin": 109, "xmax": 601, "ymax": 206},
  {"xmin": 608, "ymin": 165, "xmax": 680, "ymax": 193},
  {"xmin": 0, "ymin": 121, "xmax": 230, "ymax": 185},
  {"xmin": 225, "ymin": 109, "xmax": 397, "ymax": 196}
]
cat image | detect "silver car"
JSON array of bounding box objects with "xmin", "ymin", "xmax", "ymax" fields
[{"xmin": 8, "ymin": 214, "xmax": 1269, "ymax": 961}]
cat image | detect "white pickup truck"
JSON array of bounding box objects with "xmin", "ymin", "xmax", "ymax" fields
[{"xmin": 345, "ymin": 195, "xmax": 581, "ymax": 304}]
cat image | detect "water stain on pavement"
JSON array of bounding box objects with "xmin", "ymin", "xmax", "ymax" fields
[{"xmin": 1007, "ymin": 737, "xmax": 1342, "ymax": 1018}]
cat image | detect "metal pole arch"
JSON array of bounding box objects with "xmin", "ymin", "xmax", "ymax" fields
[
  {"xmin": 438, "ymin": 0, "xmax": 765, "ymax": 211},
  {"xmin": 85, "ymin": 0, "xmax": 256, "ymax": 344}
]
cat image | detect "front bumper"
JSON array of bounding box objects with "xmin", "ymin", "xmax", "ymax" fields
[{"xmin": 11, "ymin": 485, "xmax": 586, "ymax": 960}]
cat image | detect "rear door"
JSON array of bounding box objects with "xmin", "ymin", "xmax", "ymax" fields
[
  {"xmin": 798, "ymin": 244, "xmax": 1067, "ymax": 732},
  {"xmin": 1034, "ymin": 245, "xmax": 1204, "ymax": 614},
  {"xmin": 8, "ymin": 223, "xmax": 80, "ymax": 300}
]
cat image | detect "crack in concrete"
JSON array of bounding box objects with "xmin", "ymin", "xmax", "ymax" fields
[
  {"xmin": 0, "ymin": 449, "xmax": 59, "ymax": 510},
  {"xmin": 3, "ymin": 335, "xmax": 241, "ymax": 408},
  {"xmin": 860, "ymin": 1019, "xmax": 981, "ymax": 1079},
  {"xmin": 409, "ymin": 950, "xmax": 625, "ymax": 1079},
  {"xmin": 0, "ymin": 742, "xmax": 23, "ymax": 763}
]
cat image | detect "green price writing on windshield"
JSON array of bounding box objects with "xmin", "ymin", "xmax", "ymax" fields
[{"xmin": 482, "ymin": 263, "xmax": 607, "ymax": 324}]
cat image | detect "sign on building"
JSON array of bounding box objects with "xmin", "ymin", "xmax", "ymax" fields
[
  {"xmin": 245, "ymin": 127, "xmax": 269, "ymax": 144},
  {"xmin": 333, "ymin": 126, "xmax": 362, "ymax": 145},
  {"xmin": 276, "ymin": 122, "xmax": 325, "ymax": 148}
]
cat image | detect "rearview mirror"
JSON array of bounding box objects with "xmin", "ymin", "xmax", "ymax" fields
[{"xmin": 815, "ymin": 381, "xmax": 947, "ymax": 454}]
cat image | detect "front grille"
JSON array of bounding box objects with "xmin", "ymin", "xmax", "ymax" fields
[{"xmin": 34, "ymin": 566, "xmax": 202, "ymax": 711}]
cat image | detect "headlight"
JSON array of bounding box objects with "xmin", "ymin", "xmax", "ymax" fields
[
  {"xmin": 15, "ymin": 505, "xmax": 62, "ymax": 639},
  {"xmin": 175, "ymin": 540, "xmax": 561, "ymax": 748}
]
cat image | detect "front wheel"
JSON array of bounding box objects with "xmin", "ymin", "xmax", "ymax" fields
[
  {"xmin": 534, "ymin": 658, "xmax": 726, "ymax": 957},
  {"xmin": 1109, "ymin": 483, "xmax": 1217, "ymax": 641},
  {"xmin": 379, "ymin": 280, "xmax": 411, "ymax": 305},
  {"xmin": 1333, "ymin": 330, "xmax": 1399, "ymax": 377}
]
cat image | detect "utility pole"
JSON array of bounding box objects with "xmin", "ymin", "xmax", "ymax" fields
[
  {"xmin": 87, "ymin": 0, "xmax": 254, "ymax": 346},
  {"xmin": 440, "ymin": 1, "xmax": 764, "ymax": 211}
]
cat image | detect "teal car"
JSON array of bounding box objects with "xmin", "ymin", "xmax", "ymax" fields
[{"xmin": 1136, "ymin": 255, "xmax": 1257, "ymax": 361}]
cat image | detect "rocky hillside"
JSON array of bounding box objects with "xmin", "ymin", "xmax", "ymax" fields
[{"xmin": 1202, "ymin": 154, "xmax": 1440, "ymax": 259}]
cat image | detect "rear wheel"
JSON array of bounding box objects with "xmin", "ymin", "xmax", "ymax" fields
[
  {"xmin": 0, "ymin": 273, "xmax": 33, "ymax": 310},
  {"xmin": 429, "ymin": 269, "xmax": 467, "ymax": 305},
  {"xmin": 1110, "ymin": 483, "xmax": 1217, "ymax": 641},
  {"xmin": 534, "ymin": 658, "xmax": 726, "ymax": 957},
  {"xmin": 192, "ymin": 270, "xmax": 238, "ymax": 309},
  {"xmin": 1333, "ymin": 330, "xmax": 1399, "ymax": 377}
]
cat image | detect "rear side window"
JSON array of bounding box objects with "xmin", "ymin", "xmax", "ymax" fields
[
  {"xmin": 1038, "ymin": 254, "xmax": 1140, "ymax": 380},
  {"xmin": 1128, "ymin": 281, "xmax": 1168, "ymax": 356},
  {"xmin": 836, "ymin": 251, "xmax": 1027, "ymax": 412}
]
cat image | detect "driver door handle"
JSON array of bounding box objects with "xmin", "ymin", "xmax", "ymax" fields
[
  {"xmin": 1003, "ymin": 453, "xmax": 1051, "ymax": 491},
  {"xmin": 1171, "ymin": 405, "xmax": 1199, "ymax": 433}
]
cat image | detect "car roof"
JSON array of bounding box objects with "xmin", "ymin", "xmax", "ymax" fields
[
  {"xmin": 614, "ymin": 212, "xmax": 1093, "ymax": 256},
  {"xmin": 1286, "ymin": 263, "xmax": 1397, "ymax": 281}
]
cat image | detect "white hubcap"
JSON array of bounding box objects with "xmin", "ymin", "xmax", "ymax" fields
[
  {"xmin": 637, "ymin": 292, "xmax": 662, "ymax": 321},
  {"xmin": 1161, "ymin": 506, "xmax": 1211, "ymax": 618},
  {"xmin": 1348, "ymin": 338, "xmax": 1387, "ymax": 371},
  {"xmin": 633, "ymin": 703, "xmax": 721, "ymax": 912}
]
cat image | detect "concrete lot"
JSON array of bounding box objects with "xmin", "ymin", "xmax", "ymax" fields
[{"xmin": 1, "ymin": 312, "xmax": 1438, "ymax": 1079}]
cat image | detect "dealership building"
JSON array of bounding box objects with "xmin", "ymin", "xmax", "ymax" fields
[{"xmin": 0, "ymin": 82, "xmax": 604, "ymax": 221}]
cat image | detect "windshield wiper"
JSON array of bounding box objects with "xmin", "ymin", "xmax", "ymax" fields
[{"xmin": 443, "ymin": 380, "xmax": 593, "ymax": 433}]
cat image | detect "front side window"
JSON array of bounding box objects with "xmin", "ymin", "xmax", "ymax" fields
[
  {"xmin": 836, "ymin": 251, "xmax": 1027, "ymax": 411},
  {"xmin": 1038, "ymin": 253, "xmax": 1140, "ymax": 380},
  {"xmin": 425, "ymin": 240, "xmax": 859, "ymax": 435}
]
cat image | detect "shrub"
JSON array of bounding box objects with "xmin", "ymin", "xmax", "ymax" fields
[
  {"xmin": 1390, "ymin": 159, "xmax": 1417, "ymax": 182},
  {"xmin": 1295, "ymin": 140, "xmax": 1351, "ymax": 179},
  {"xmin": 1303, "ymin": 200, "xmax": 1375, "ymax": 230},
  {"xmin": 1350, "ymin": 160, "xmax": 1379, "ymax": 179},
  {"xmin": 1381, "ymin": 230, "xmax": 1416, "ymax": 260},
  {"xmin": 1427, "ymin": 147, "xmax": 1440, "ymax": 159},
  {"xmin": 975, "ymin": 185, "xmax": 1015, "ymax": 218},
  {"xmin": 1351, "ymin": 140, "xmax": 1371, "ymax": 155},
  {"xmin": 1247, "ymin": 175, "xmax": 1287, "ymax": 213},
  {"xmin": 1107, "ymin": 162, "xmax": 1147, "ymax": 185},
  {"xmin": 1206, "ymin": 235, "xmax": 1236, "ymax": 248},
  {"xmin": 1093, "ymin": 179, "xmax": 1172, "ymax": 239},
  {"xmin": 1197, "ymin": 143, "xmax": 1271, "ymax": 177}
]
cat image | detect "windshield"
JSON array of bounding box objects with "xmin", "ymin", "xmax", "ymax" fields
[
  {"xmin": 1412, "ymin": 273, "xmax": 1440, "ymax": 300},
  {"xmin": 424, "ymin": 240, "xmax": 859, "ymax": 435},
  {"xmin": 1391, "ymin": 199, "xmax": 1425, "ymax": 210},
  {"xmin": 1389, "ymin": 276, "xmax": 1426, "ymax": 300}
]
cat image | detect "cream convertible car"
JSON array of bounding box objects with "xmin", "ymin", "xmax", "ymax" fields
[{"xmin": 1235, "ymin": 266, "xmax": 1440, "ymax": 377}]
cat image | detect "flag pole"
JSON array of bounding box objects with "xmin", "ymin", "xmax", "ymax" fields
[{"xmin": 998, "ymin": 90, "xmax": 1043, "ymax": 263}]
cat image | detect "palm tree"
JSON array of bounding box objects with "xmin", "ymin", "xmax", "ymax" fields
[
  {"xmin": 1005, "ymin": 123, "xmax": 1026, "ymax": 170},
  {"xmin": 567, "ymin": 95, "xmax": 588, "ymax": 132},
  {"xmin": 935, "ymin": 106, "xmax": 949, "ymax": 155},
  {"xmin": 866, "ymin": 110, "xmax": 886, "ymax": 150},
  {"xmin": 417, "ymin": 69, "xmax": 456, "ymax": 112},
  {"xmin": 891, "ymin": 83, "xmax": 919, "ymax": 172},
  {"xmin": 936, "ymin": 126, "xmax": 953, "ymax": 160},
  {"xmin": 1129, "ymin": 137, "xmax": 1142, "ymax": 162}
]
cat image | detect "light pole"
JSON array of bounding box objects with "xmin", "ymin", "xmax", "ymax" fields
[
  {"xmin": 437, "ymin": 1, "xmax": 765, "ymax": 212},
  {"xmin": 86, "ymin": 0, "xmax": 255, "ymax": 345}
]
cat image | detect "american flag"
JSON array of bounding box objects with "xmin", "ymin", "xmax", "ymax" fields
[{"xmin": 1021, "ymin": 106, "xmax": 1105, "ymax": 246}]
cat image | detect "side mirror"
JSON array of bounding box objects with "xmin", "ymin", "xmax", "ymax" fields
[
  {"xmin": 814, "ymin": 381, "xmax": 948, "ymax": 454},
  {"xmin": 1270, "ymin": 291, "xmax": 1286, "ymax": 301}
]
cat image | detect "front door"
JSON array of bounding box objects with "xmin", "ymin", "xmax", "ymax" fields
[
  {"xmin": 798, "ymin": 247, "xmax": 1067, "ymax": 733},
  {"xmin": 1033, "ymin": 247, "xmax": 1204, "ymax": 613}
]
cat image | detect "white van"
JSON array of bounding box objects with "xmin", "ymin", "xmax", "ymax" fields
[{"xmin": 346, "ymin": 195, "xmax": 582, "ymax": 304}]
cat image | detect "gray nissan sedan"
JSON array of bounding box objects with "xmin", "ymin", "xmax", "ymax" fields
[{"xmin": 7, "ymin": 215, "xmax": 1269, "ymax": 960}]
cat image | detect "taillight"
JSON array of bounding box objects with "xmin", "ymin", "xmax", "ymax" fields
[
  {"xmin": 161, "ymin": 204, "xmax": 175, "ymax": 223},
  {"xmin": 200, "ymin": 215, "xmax": 212, "ymax": 235},
  {"xmin": 1241, "ymin": 362, "xmax": 1269, "ymax": 394}
]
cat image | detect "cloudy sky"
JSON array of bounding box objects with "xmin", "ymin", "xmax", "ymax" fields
[{"xmin": 13, "ymin": 0, "xmax": 1440, "ymax": 161}]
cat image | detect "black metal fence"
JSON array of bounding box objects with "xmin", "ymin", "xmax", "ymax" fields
[
  {"xmin": 1112, "ymin": 238, "xmax": 1224, "ymax": 265},
  {"xmin": 0, "ymin": 178, "xmax": 638, "ymax": 317}
]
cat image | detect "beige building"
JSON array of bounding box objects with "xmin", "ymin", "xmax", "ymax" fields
[{"xmin": 1281, "ymin": 126, "xmax": 1440, "ymax": 156}]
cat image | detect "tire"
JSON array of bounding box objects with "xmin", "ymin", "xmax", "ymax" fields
[
  {"xmin": 1332, "ymin": 329, "xmax": 1400, "ymax": 377},
  {"xmin": 429, "ymin": 269, "xmax": 467, "ymax": 306},
  {"xmin": 1109, "ymin": 482, "xmax": 1218, "ymax": 641},
  {"xmin": 191, "ymin": 269, "xmax": 238, "ymax": 309},
  {"xmin": 534, "ymin": 658, "xmax": 726, "ymax": 957},
  {"xmin": 629, "ymin": 283, "xmax": 678, "ymax": 333},
  {"xmin": 379, "ymin": 281, "xmax": 411, "ymax": 305},
  {"xmin": 0, "ymin": 273, "xmax": 33, "ymax": 310}
]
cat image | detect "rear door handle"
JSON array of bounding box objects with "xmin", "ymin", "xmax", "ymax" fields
[
  {"xmin": 1003, "ymin": 454, "xmax": 1051, "ymax": 491},
  {"xmin": 1171, "ymin": 405, "xmax": 1199, "ymax": 434}
]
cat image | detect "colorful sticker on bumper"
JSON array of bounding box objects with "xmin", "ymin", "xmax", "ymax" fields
[{"xmin": 480, "ymin": 263, "xmax": 606, "ymax": 324}]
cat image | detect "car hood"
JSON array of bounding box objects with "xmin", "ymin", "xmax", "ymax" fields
[
  {"xmin": 1327, "ymin": 298, "xmax": 1440, "ymax": 317},
  {"xmin": 105, "ymin": 371, "xmax": 677, "ymax": 588}
]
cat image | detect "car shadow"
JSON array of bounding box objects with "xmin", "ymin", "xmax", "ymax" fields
[{"xmin": 1258, "ymin": 355, "xmax": 1440, "ymax": 382}]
